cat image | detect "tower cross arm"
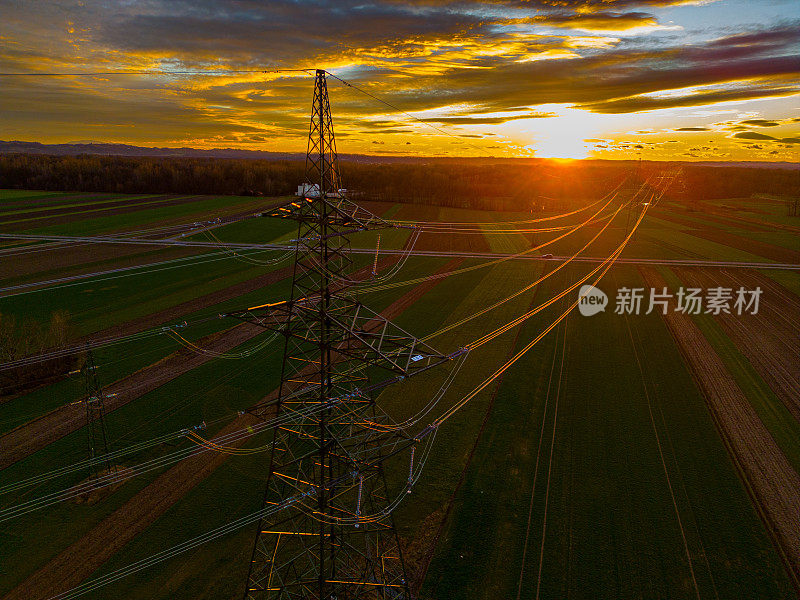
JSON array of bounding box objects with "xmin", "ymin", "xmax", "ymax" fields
[{"xmin": 261, "ymin": 196, "xmax": 410, "ymax": 232}]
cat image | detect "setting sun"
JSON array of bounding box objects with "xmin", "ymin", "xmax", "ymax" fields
[{"xmin": 1, "ymin": 2, "xmax": 799, "ymax": 599}]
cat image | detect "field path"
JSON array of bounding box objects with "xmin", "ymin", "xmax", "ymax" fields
[
  {"xmin": 0, "ymin": 322, "xmax": 264, "ymax": 470},
  {"xmin": 0, "ymin": 198, "xmax": 275, "ymax": 283},
  {"xmin": 673, "ymin": 267, "xmax": 800, "ymax": 423},
  {"xmin": 640, "ymin": 266, "xmax": 800, "ymax": 590},
  {"xmin": 666, "ymin": 202, "xmax": 800, "ymax": 235},
  {"xmin": 5, "ymin": 259, "xmax": 463, "ymax": 600},
  {"xmin": 0, "ymin": 261, "xmax": 301, "ymax": 465}
]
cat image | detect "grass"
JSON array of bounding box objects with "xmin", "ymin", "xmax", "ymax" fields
[
  {"xmin": 658, "ymin": 267, "xmax": 800, "ymax": 474},
  {"xmin": 0, "ymin": 247, "xmax": 472, "ymax": 596},
  {"xmin": 0, "ymin": 194, "xmax": 160, "ymax": 220},
  {"xmin": 82, "ymin": 450, "xmax": 265, "ymax": 600},
  {"xmin": 187, "ymin": 216, "xmax": 296, "ymax": 245},
  {"xmin": 481, "ymin": 224, "xmax": 530, "ymax": 254},
  {"xmin": 18, "ymin": 195, "xmax": 272, "ymax": 237},
  {"xmin": 636, "ymin": 227, "xmax": 768, "ymax": 263},
  {"xmin": 761, "ymin": 268, "xmax": 800, "ymax": 297},
  {"xmin": 1, "ymin": 189, "xmax": 798, "ymax": 599},
  {"xmin": 423, "ymin": 265, "xmax": 794, "ymax": 599},
  {"xmin": 0, "ymin": 273, "xmax": 295, "ymax": 437},
  {"xmin": 0, "ymin": 190, "xmax": 79, "ymax": 201},
  {"xmin": 0, "ymin": 243, "xmax": 291, "ymax": 335},
  {"xmin": 702, "ymin": 196, "xmax": 800, "ymax": 229},
  {"xmin": 0, "ymin": 325, "xmax": 287, "ymax": 595}
]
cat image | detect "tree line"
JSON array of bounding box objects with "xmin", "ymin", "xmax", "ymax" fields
[
  {"xmin": 0, "ymin": 153, "xmax": 797, "ymax": 212},
  {"xmin": 0, "ymin": 154, "xmax": 633, "ymax": 211},
  {"xmin": 0, "ymin": 311, "xmax": 80, "ymax": 396}
]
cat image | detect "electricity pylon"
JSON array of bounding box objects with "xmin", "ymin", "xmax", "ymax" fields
[
  {"xmin": 82, "ymin": 350, "xmax": 114, "ymax": 479},
  {"xmin": 231, "ymin": 69, "xmax": 453, "ymax": 599},
  {"xmin": 229, "ymin": 70, "xmax": 451, "ymax": 600}
]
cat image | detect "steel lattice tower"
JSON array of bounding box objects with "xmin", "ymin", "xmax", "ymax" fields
[
  {"xmin": 232, "ymin": 70, "xmax": 449, "ymax": 599},
  {"xmin": 82, "ymin": 350, "xmax": 114, "ymax": 478}
]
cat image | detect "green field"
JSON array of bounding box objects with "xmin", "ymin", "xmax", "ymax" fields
[{"xmin": 1, "ymin": 189, "xmax": 798, "ymax": 599}]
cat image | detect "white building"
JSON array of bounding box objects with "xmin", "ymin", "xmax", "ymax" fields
[
  {"xmin": 296, "ymin": 183, "xmax": 320, "ymax": 198},
  {"xmin": 296, "ymin": 184, "xmax": 347, "ymax": 198}
]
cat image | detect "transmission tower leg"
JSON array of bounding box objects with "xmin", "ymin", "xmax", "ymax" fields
[
  {"xmin": 242, "ymin": 70, "xmax": 411, "ymax": 600},
  {"xmin": 82, "ymin": 350, "xmax": 114, "ymax": 479}
]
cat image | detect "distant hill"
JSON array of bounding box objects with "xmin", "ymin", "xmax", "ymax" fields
[
  {"xmin": 0, "ymin": 140, "xmax": 422, "ymax": 163},
  {"xmin": 0, "ymin": 140, "xmax": 797, "ymax": 168},
  {"xmin": 0, "ymin": 140, "xmax": 308, "ymax": 160}
]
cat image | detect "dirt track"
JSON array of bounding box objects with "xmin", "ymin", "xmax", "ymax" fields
[
  {"xmin": 673, "ymin": 267, "xmax": 800, "ymax": 423},
  {"xmin": 640, "ymin": 266, "xmax": 800, "ymax": 590},
  {"xmin": 667, "ymin": 200, "xmax": 800, "ymax": 235},
  {"xmin": 1, "ymin": 195, "xmax": 244, "ymax": 233},
  {"xmin": 86, "ymin": 263, "xmax": 295, "ymax": 341},
  {"xmin": 0, "ymin": 199, "xmax": 273, "ymax": 281},
  {"xmin": 0, "ymin": 322, "xmax": 265, "ymax": 470},
  {"xmin": 5, "ymin": 258, "xmax": 463, "ymax": 600}
]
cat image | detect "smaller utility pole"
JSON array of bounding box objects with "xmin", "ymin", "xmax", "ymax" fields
[{"xmin": 82, "ymin": 350, "xmax": 115, "ymax": 478}]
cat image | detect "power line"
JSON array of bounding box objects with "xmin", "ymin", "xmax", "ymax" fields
[
  {"xmin": 324, "ymin": 70, "xmax": 495, "ymax": 157},
  {"xmin": 0, "ymin": 64, "xmax": 503, "ymax": 156},
  {"xmin": 0, "ymin": 68, "xmax": 312, "ymax": 77}
]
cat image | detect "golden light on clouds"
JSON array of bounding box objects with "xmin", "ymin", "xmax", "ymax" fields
[{"xmin": 0, "ymin": 0, "xmax": 798, "ymax": 161}]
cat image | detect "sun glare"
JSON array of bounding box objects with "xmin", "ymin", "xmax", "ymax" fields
[
  {"xmin": 511, "ymin": 104, "xmax": 602, "ymax": 159},
  {"xmin": 532, "ymin": 136, "xmax": 589, "ymax": 159}
]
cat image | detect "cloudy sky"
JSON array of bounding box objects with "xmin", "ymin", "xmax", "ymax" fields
[{"xmin": 1, "ymin": 0, "xmax": 799, "ymax": 160}]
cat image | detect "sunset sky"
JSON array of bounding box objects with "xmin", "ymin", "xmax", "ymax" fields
[{"xmin": 1, "ymin": 0, "xmax": 798, "ymax": 160}]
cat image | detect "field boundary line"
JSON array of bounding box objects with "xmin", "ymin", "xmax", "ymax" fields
[
  {"xmin": 515, "ymin": 319, "xmax": 561, "ymax": 600},
  {"xmin": 412, "ymin": 270, "xmax": 546, "ymax": 595},
  {"xmin": 534, "ymin": 316, "xmax": 567, "ymax": 600},
  {"xmin": 639, "ymin": 266, "xmax": 800, "ymax": 594},
  {"xmin": 624, "ymin": 313, "xmax": 702, "ymax": 599}
]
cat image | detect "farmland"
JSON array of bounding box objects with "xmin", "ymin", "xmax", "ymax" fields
[{"xmin": 1, "ymin": 181, "xmax": 798, "ymax": 600}]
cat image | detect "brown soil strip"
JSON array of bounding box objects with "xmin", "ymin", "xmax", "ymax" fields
[
  {"xmin": 1, "ymin": 200, "xmax": 273, "ymax": 281},
  {"xmin": 393, "ymin": 204, "xmax": 440, "ymax": 222},
  {"xmin": 1, "ymin": 195, "xmax": 230, "ymax": 233},
  {"xmin": 3, "ymin": 410, "xmax": 265, "ymax": 600},
  {"xmin": 3, "ymin": 196, "xmax": 185, "ymax": 232},
  {"xmin": 653, "ymin": 206, "xmax": 784, "ymax": 235},
  {"xmin": 0, "ymin": 264, "xmax": 295, "ymax": 408},
  {"xmin": 83, "ymin": 263, "xmax": 295, "ymax": 342},
  {"xmin": 4, "ymin": 195, "xmax": 181, "ymax": 223},
  {"xmin": 0, "ymin": 243, "xmax": 202, "ymax": 284},
  {"xmin": 397, "ymin": 205, "xmax": 491, "ymax": 253},
  {"xmin": 650, "ymin": 213, "xmax": 800, "ymax": 263},
  {"xmin": 1, "ymin": 247, "xmax": 394, "ymax": 456},
  {"xmin": 0, "ymin": 323, "xmax": 264, "ymax": 470},
  {"xmin": 672, "ymin": 201, "xmax": 800, "ymax": 235},
  {"xmin": 640, "ymin": 266, "xmax": 800, "ymax": 591},
  {"xmin": 6, "ymin": 259, "xmax": 462, "ymax": 599},
  {"xmin": 673, "ymin": 267, "xmax": 800, "ymax": 423},
  {"xmin": 414, "ymin": 230, "xmax": 491, "ymax": 253},
  {"xmin": 0, "ymin": 193, "xmax": 127, "ymax": 212},
  {"xmin": 355, "ymin": 200, "xmax": 400, "ymax": 216}
]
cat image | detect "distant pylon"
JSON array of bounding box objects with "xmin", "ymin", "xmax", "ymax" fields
[
  {"xmin": 231, "ymin": 69, "xmax": 451, "ymax": 599},
  {"xmin": 82, "ymin": 349, "xmax": 114, "ymax": 478}
]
